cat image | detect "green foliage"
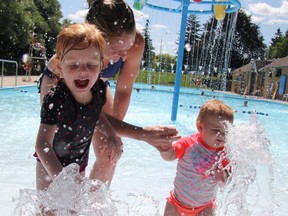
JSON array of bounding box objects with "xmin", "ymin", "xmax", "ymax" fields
[
  {"xmin": 61, "ymin": 19, "xmax": 76, "ymax": 28},
  {"xmin": 0, "ymin": 0, "xmax": 37, "ymax": 59},
  {"xmin": 182, "ymin": 14, "xmax": 202, "ymax": 70},
  {"xmin": 33, "ymin": 0, "xmax": 62, "ymax": 58},
  {"xmin": 231, "ymin": 9, "xmax": 266, "ymax": 68},
  {"xmin": 267, "ymin": 29, "xmax": 288, "ymax": 59},
  {"xmin": 153, "ymin": 54, "xmax": 177, "ymax": 72},
  {"xmin": 0, "ymin": 0, "xmax": 62, "ymax": 60},
  {"xmin": 141, "ymin": 19, "xmax": 155, "ymax": 69},
  {"xmin": 110, "ymin": 70, "xmax": 224, "ymax": 90}
]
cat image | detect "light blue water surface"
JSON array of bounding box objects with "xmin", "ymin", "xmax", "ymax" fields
[{"xmin": 0, "ymin": 83, "xmax": 287, "ymax": 215}]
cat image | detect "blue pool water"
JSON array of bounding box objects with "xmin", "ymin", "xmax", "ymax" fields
[{"xmin": 0, "ymin": 83, "xmax": 287, "ymax": 215}]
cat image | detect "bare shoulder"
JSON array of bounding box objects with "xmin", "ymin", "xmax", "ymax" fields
[
  {"xmin": 119, "ymin": 31, "xmax": 144, "ymax": 78},
  {"xmin": 126, "ymin": 31, "xmax": 144, "ymax": 58},
  {"xmin": 134, "ymin": 31, "xmax": 145, "ymax": 48}
]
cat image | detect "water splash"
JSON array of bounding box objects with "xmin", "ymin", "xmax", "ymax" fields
[
  {"xmin": 14, "ymin": 164, "xmax": 117, "ymax": 215},
  {"xmin": 13, "ymin": 164, "xmax": 161, "ymax": 215},
  {"xmin": 113, "ymin": 193, "xmax": 161, "ymax": 216},
  {"xmin": 216, "ymin": 114, "xmax": 274, "ymax": 216}
]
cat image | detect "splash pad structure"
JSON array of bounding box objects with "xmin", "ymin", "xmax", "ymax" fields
[{"xmin": 133, "ymin": 0, "xmax": 241, "ymax": 121}]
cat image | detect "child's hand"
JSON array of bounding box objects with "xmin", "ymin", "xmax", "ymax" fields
[
  {"xmin": 141, "ymin": 125, "xmax": 181, "ymax": 152},
  {"xmin": 204, "ymin": 162, "xmax": 232, "ymax": 184},
  {"xmin": 99, "ymin": 136, "xmax": 123, "ymax": 163}
]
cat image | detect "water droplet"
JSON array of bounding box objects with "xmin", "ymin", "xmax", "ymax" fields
[
  {"xmin": 185, "ymin": 43, "xmax": 192, "ymax": 52},
  {"xmin": 43, "ymin": 147, "xmax": 49, "ymax": 153},
  {"xmin": 44, "ymin": 174, "xmax": 51, "ymax": 182}
]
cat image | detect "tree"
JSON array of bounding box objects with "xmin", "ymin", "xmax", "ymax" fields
[
  {"xmin": 0, "ymin": 0, "xmax": 62, "ymax": 61},
  {"xmin": 182, "ymin": 14, "xmax": 202, "ymax": 72},
  {"xmin": 141, "ymin": 19, "xmax": 155, "ymax": 70},
  {"xmin": 61, "ymin": 18, "xmax": 75, "ymax": 28},
  {"xmin": 198, "ymin": 13, "xmax": 239, "ymax": 76},
  {"xmin": 270, "ymin": 28, "xmax": 283, "ymax": 46},
  {"xmin": 267, "ymin": 29, "xmax": 288, "ymax": 59},
  {"xmin": 230, "ymin": 9, "xmax": 266, "ymax": 68},
  {"xmin": 33, "ymin": 0, "xmax": 62, "ymax": 58},
  {"xmin": 0, "ymin": 0, "xmax": 39, "ymax": 59},
  {"xmin": 153, "ymin": 53, "xmax": 177, "ymax": 73}
]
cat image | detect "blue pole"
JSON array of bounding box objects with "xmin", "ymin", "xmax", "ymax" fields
[{"xmin": 171, "ymin": 0, "xmax": 189, "ymax": 121}]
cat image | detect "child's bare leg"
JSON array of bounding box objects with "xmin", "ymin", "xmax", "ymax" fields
[
  {"xmin": 164, "ymin": 201, "xmax": 180, "ymax": 216},
  {"xmin": 198, "ymin": 206, "xmax": 215, "ymax": 216},
  {"xmin": 89, "ymin": 130, "xmax": 118, "ymax": 185}
]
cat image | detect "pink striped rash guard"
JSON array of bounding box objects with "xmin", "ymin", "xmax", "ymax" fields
[{"xmin": 172, "ymin": 133, "xmax": 230, "ymax": 207}]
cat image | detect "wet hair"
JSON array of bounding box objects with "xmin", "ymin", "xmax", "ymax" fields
[
  {"xmin": 86, "ymin": 0, "xmax": 136, "ymax": 38},
  {"xmin": 197, "ymin": 99, "xmax": 235, "ymax": 122},
  {"xmin": 56, "ymin": 23, "xmax": 106, "ymax": 62}
]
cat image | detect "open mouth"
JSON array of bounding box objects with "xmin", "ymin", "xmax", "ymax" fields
[{"xmin": 74, "ymin": 79, "xmax": 89, "ymax": 89}]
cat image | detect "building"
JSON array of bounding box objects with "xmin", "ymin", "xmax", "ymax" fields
[
  {"xmin": 259, "ymin": 56, "xmax": 288, "ymax": 100},
  {"xmin": 231, "ymin": 56, "xmax": 288, "ymax": 100}
]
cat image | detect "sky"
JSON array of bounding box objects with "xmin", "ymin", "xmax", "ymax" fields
[{"xmin": 58, "ymin": 0, "xmax": 288, "ymax": 56}]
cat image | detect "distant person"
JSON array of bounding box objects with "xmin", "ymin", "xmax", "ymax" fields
[
  {"xmin": 35, "ymin": 23, "xmax": 180, "ymax": 192},
  {"xmin": 161, "ymin": 99, "xmax": 234, "ymax": 216},
  {"xmin": 243, "ymin": 100, "xmax": 248, "ymax": 107},
  {"xmin": 201, "ymin": 91, "xmax": 205, "ymax": 97}
]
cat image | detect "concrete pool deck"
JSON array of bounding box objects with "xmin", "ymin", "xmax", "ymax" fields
[{"xmin": 0, "ymin": 75, "xmax": 39, "ymax": 88}]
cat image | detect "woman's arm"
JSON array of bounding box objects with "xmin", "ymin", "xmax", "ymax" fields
[
  {"xmin": 112, "ymin": 31, "xmax": 144, "ymax": 120},
  {"xmin": 35, "ymin": 123, "xmax": 63, "ymax": 178},
  {"xmin": 104, "ymin": 113, "xmax": 181, "ymax": 152}
]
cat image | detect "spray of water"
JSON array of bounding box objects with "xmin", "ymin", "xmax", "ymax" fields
[
  {"xmin": 13, "ymin": 164, "xmax": 161, "ymax": 215},
  {"xmin": 216, "ymin": 114, "xmax": 273, "ymax": 216},
  {"xmin": 14, "ymin": 164, "xmax": 117, "ymax": 215}
]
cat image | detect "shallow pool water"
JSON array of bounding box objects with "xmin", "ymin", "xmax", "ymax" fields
[{"xmin": 0, "ymin": 83, "xmax": 287, "ymax": 215}]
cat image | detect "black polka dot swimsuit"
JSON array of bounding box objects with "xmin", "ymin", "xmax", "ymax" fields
[{"xmin": 40, "ymin": 79, "xmax": 106, "ymax": 170}]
